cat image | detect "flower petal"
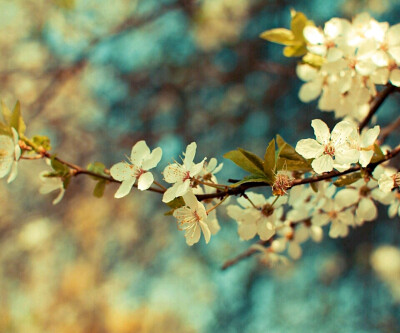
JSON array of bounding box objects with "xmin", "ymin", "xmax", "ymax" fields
[
  {"xmin": 114, "ymin": 178, "xmax": 136, "ymax": 198},
  {"xmin": 142, "ymin": 147, "xmax": 162, "ymax": 170},
  {"xmin": 183, "ymin": 142, "xmax": 197, "ymax": 169},
  {"xmin": 137, "ymin": 172, "xmax": 154, "ymax": 191},
  {"xmin": 295, "ymin": 139, "xmax": 323, "ymax": 159},
  {"xmin": 130, "ymin": 140, "xmax": 150, "ymax": 165},
  {"xmin": 356, "ymin": 197, "xmax": 377, "ymax": 221},
  {"xmin": 312, "ymin": 155, "xmax": 334, "ymax": 174},
  {"xmin": 311, "ymin": 119, "xmax": 330, "ymax": 144},
  {"xmin": 110, "ymin": 162, "xmax": 132, "ymax": 181}
]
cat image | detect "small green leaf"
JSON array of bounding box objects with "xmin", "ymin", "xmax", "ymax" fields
[
  {"xmin": 259, "ymin": 28, "xmax": 296, "ymax": 45},
  {"xmin": 1, "ymin": 101, "xmax": 12, "ymax": 125},
  {"xmin": 310, "ymin": 182, "xmax": 318, "ymax": 193},
  {"xmin": 32, "ymin": 135, "xmax": 51, "ymax": 151},
  {"xmin": 231, "ymin": 175, "xmax": 272, "ymax": 187},
  {"xmin": 10, "ymin": 101, "xmax": 26, "ymax": 135},
  {"xmin": 51, "ymin": 156, "xmax": 70, "ymax": 176},
  {"xmin": 63, "ymin": 175, "xmax": 71, "ymax": 189},
  {"xmin": 87, "ymin": 162, "xmax": 107, "ymax": 180},
  {"xmin": 290, "ymin": 10, "xmax": 312, "ymax": 40},
  {"xmin": 276, "ymin": 135, "xmax": 312, "ymax": 172},
  {"xmin": 264, "ymin": 139, "xmax": 276, "ymax": 181},
  {"xmin": 334, "ymin": 172, "xmax": 362, "ymax": 187},
  {"xmin": 224, "ymin": 149, "xmax": 265, "ymax": 176},
  {"xmin": 165, "ymin": 197, "xmax": 186, "ymax": 215},
  {"xmin": 93, "ymin": 179, "xmax": 106, "ymax": 198}
]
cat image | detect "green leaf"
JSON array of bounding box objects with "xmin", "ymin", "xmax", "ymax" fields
[
  {"xmin": 0, "ymin": 122, "xmax": 11, "ymax": 136},
  {"xmin": 334, "ymin": 172, "xmax": 362, "ymax": 187},
  {"xmin": 224, "ymin": 148, "xmax": 265, "ymax": 176},
  {"xmin": 32, "ymin": 135, "xmax": 51, "ymax": 151},
  {"xmin": 283, "ymin": 45, "xmax": 308, "ymax": 57},
  {"xmin": 51, "ymin": 156, "xmax": 70, "ymax": 176},
  {"xmin": 264, "ymin": 139, "xmax": 276, "ymax": 181},
  {"xmin": 93, "ymin": 179, "xmax": 106, "ymax": 198},
  {"xmin": 276, "ymin": 135, "xmax": 312, "ymax": 172},
  {"xmin": 87, "ymin": 162, "xmax": 107, "ymax": 180},
  {"xmin": 310, "ymin": 182, "xmax": 318, "ymax": 193},
  {"xmin": 63, "ymin": 175, "xmax": 71, "ymax": 189},
  {"xmin": 231, "ymin": 175, "xmax": 272, "ymax": 187},
  {"xmin": 290, "ymin": 10, "xmax": 312, "ymax": 40},
  {"xmin": 259, "ymin": 28, "xmax": 296, "ymax": 45},
  {"xmin": 1, "ymin": 101, "xmax": 12, "ymax": 125},
  {"xmin": 9, "ymin": 101, "xmax": 26, "ymax": 135},
  {"xmin": 164, "ymin": 197, "xmax": 186, "ymax": 215}
]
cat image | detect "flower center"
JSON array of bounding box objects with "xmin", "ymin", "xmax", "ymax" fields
[
  {"xmin": 328, "ymin": 210, "xmax": 338, "ymax": 219},
  {"xmin": 272, "ymin": 174, "xmax": 293, "ymax": 196},
  {"xmin": 134, "ymin": 168, "xmax": 146, "ymax": 178},
  {"xmin": 359, "ymin": 185, "xmax": 371, "ymax": 197},
  {"xmin": 261, "ymin": 203, "xmax": 274, "ymax": 217},
  {"xmin": 183, "ymin": 171, "xmax": 191, "ymax": 181},
  {"xmin": 324, "ymin": 143, "xmax": 335, "ymax": 156}
]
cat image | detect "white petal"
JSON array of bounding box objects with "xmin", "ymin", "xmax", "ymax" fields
[
  {"xmin": 52, "ymin": 188, "xmax": 65, "ymax": 205},
  {"xmin": 288, "ymin": 242, "xmax": 302, "ymax": 260},
  {"xmin": 185, "ymin": 224, "xmax": 201, "ymax": 246},
  {"xmin": 389, "ymin": 46, "xmax": 400, "ymax": 64},
  {"xmin": 142, "ymin": 147, "xmax": 162, "ymax": 170},
  {"xmin": 175, "ymin": 179, "xmax": 190, "ymax": 197},
  {"xmin": 371, "ymin": 50, "xmax": 389, "ymax": 67},
  {"xmin": 162, "ymin": 182, "xmax": 180, "ymax": 203},
  {"xmin": 296, "ymin": 64, "xmax": 318, "ymax": 82},
  {"xmin": 335, "ymin": 188, "xmax": 359, "ymax": 208},
  {"xmin": 331, "ymin": 121, "xmax": 354, "ymax": 145},
  {"xmin": 388, "ymin": 23, "xmax": 400, "ymax": 46},
  {"xmin": 361, "ymin": 126, "xmax": 380, "ymax": 147},
  {"xmin": 137, "ymin": 172, "xmax": 154, "ymax": 191},
  {"xmin": 329, "ymin": 222, "xmax": 348, "ymax": 238},
  {"xmin": 312, "ymin": 155, "xmax": 334, "ymax": 174},
  {"xmin": 182, "ymin": 190, "xmax": 198, "ymax": 209},
  {"xmin": 298, "ymin": 79, "xmax": 323, "ymax": 102},
  {"xmin": 257, "ymin": 222, "xmax": 275, "ymax": 241},
  {"xmin": 163, "ymin": 164, "xmax": 185, "ymax": 183},
  {"xmin": 0, "ymin": 157, "xmax": 12, "ymax": 178},
  {"xmin": 390, "ymin": 68, "xmax": 400, "ymax": 87},
  {"xmin": 389, "ymin": 202, "xmax": 399, "ymax": 218},
  {"xmin": 295, "ymin": 139, "xmax": 323, "ymax": 159},
  {"xmin": 303, "ymin": 26, "xmax": 325, "ymax": 44},
  {"xmin": 312, "ymin": 119, "xmax": 330, "ymax": 144},
  {"xmin": 311, "ymin": 212, "xmax": 330, "ymax": 226},
  {"xmin": 7, "ymin": 161, "xmax": 18, "ymax": 183},
  {"xmin": 356, "ymin": 198, "xmax": 377, "ymax": 221},
  {"xmin": 238, "ymin": 223, "xmax": 257, "ymax": 240},
  {"xmin": 359, "ymin": 150, "xmax": 374, "ymax": 167},
  {"xmin": 371, "ymin": 68, "xmax": 389, "ymax": 85},
  {"xmin": 378, "ymin": 175, "xmax": 395, "ymax": 193},
  {"xmin": 206, "ymin": 158, "xmax": 217, "ymax": 172},
  {"xmin": 199, "ymin": 220, "xmax": 211, "ymax": 244},
  {"xmin": 114, "ymin": 178, "xmax": 136, "ymax": 198},
  {"xmin": 130, "ymin": 140, "xmax": 150, "ymax": 165},
  {"xmin": 335, "ymin": 147, "xmax": 359, "ymax": 165},
  {"xmin": 189, "ymin": 160, "xmax": 205, "ymax": 177},
  {"xmin": 310, "ymin": 226, "xmax": 323, "ymax": 242},
  {"xmin": 110, "ymin": 162, "xmax": 132, "ymax": 181},
  {"xmin": 183, "ymin": 142, "xmax": 197, "ymax": 169}
]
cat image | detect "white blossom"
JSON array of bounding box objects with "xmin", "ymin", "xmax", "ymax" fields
[
  {"xmin": 39, "ymin": 172, "xmax": 65, "ymax": 205},
  {"xmin": 0, "ymin": 128, "xmax": 21, "ymax": 183},
  {"xmin": 227, "ymin": 192, "xmax": 286, "ymax": 241},
  {"xmin": 162, "ymin": 142, "xmax": 205, "ymax": 203},
  {"xmin": 295, "ymin": 119, "xmax": 358, "ymax": 173},
  {"xmin": 110, "ymin": 140, "xmax": 162, "ymax": 198},
  {"xmin": 173, "ymin": 191, "xmax": 211, "ymax": 246}
]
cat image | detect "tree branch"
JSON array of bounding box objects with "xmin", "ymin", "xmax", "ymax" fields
[{"xmin": 359, "ymin": 84, "xmax": 396, "ymax": 131}]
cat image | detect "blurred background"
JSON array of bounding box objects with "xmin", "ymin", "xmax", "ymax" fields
[{"xmin": 2, "ymin": 0, "xmax": 400, "ymax": 332}]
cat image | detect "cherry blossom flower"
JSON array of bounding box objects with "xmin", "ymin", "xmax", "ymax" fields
[
  {"xmin": 295, "ymin": 119, "xmax": 358, "ymax": 173},
  {"xmin": 39, "ymin": 172, "xmax": 65, "ymax": 205},
  {"xmin": 334, "ymin": 177, "xmax": 393, "ymax": 225},
  {"xmin": 226, "ymin": 192, "xmax": 287, "ymax": 241},
  {"xmin": 377, "ymin": 168, "xmax": 400, "ymax": 193},
  {"xmin": 347, "ymin": 124, "xmax": 380, "ymax": 167},
  {"xmin": 110, "ymin": 140, "xmax": 162, "ymax": 198},
  {"xmin": 0, "ymin": 128, "xmax": 21, "ymax": 183},
  {"xmin": 162, "ymin": 142, "xmax": 205, "ymax": 203},
  {"xmin": 173, "ymin": 191, "xmax": 211, "ymax": 246},
  {"xmin": 311, "ymin": 198, "xmax": 354, "ymax": 238}
]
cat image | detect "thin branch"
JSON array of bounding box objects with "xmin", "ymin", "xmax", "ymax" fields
[
  {"xmin": 222, "ymin": 240, "xmax": 268, "ymax": 270},
  {"xmin": 359, "ymin": 84, "xmax": 396, "ymax": 131},
  {"xmin": 378, "ymin": 115, "xmax": 400, "ymax": 145}
]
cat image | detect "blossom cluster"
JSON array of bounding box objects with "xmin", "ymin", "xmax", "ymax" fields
[{"xmin": 297, "ymin": 13, "xmax": 400, "ymax": 121}]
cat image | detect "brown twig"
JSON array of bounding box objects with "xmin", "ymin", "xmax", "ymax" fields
[
  {"xmin": 222, "ymin": 240, "xmax": 269, "ymax": 270},
  {"xmin": 378, "ymin": 115, "xmax": 400, "ymax": 145},
  {"xmin": 359, "ymin": 84, "xmax": 396, "ymax": 131}
]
